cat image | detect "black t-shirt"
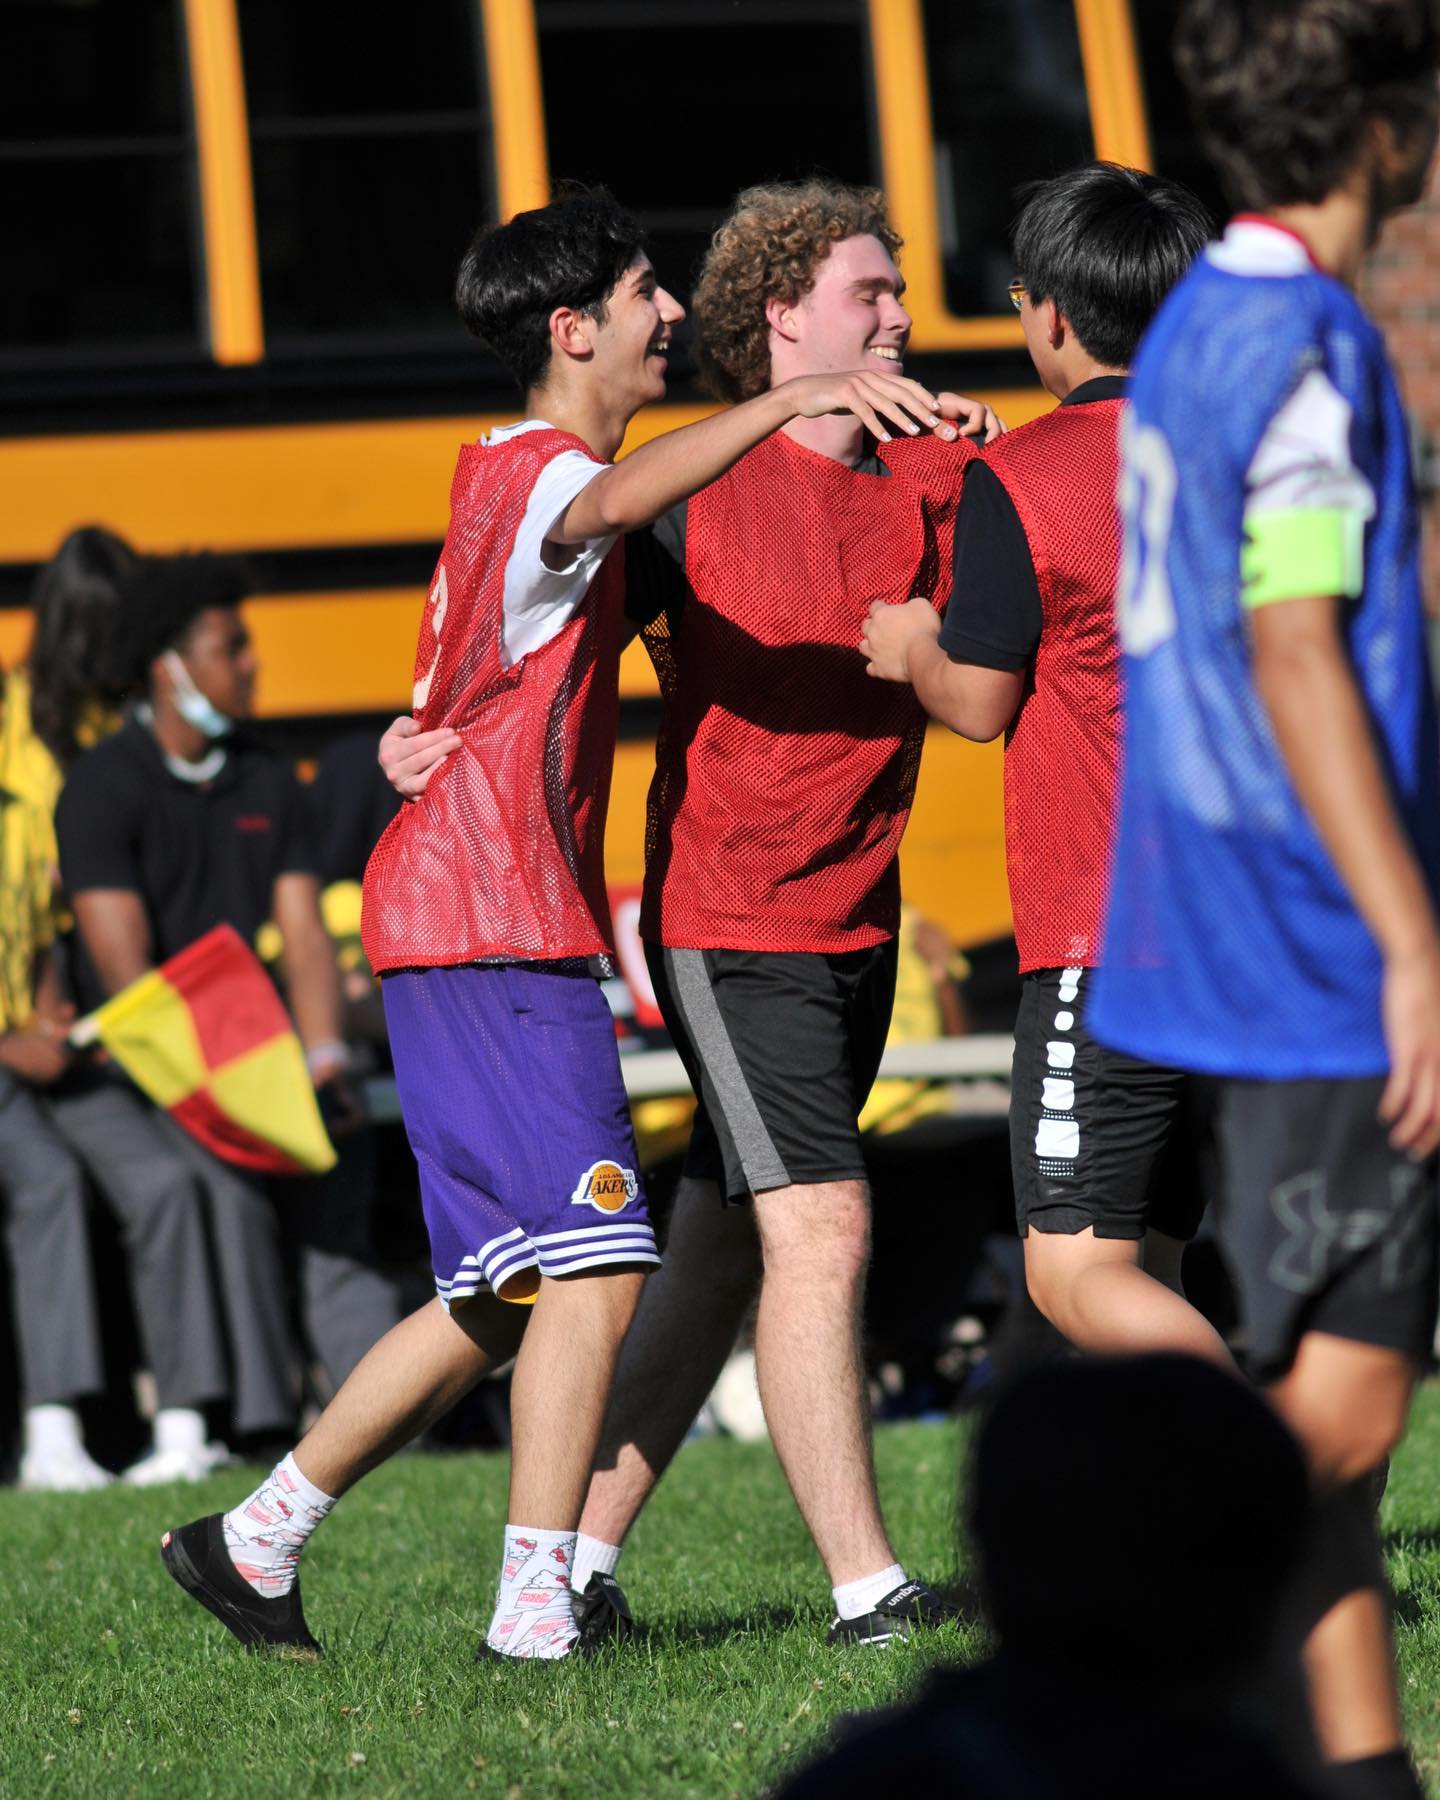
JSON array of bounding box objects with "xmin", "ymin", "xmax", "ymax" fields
[
  {"xmin": 938, "ymin": 375, "xmax": 1131, "ymax": 672},
  {"xmin": 623, "ymin": 450, "xmax": 890, "ymax": 623},
  {"xmin": 309, "ymin": 729, "xmax": 404, "ymax": 886},
  {"xmin": 56, "ymin": 716, "xmax": 320, "ymax": 1011}
]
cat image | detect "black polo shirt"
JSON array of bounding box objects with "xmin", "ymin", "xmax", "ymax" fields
[{"xmin": 56, "ymin": 715, "xmax": 319, "ymax": 1012}]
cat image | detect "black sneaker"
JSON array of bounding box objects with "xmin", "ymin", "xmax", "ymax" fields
[
  {"xmin": 572, "ymin": 1570, "xmax": 636, "ymax": 1650},
  {"xmin": 160, "ymin": 1513, "xmax": 322, "ymax": 1660},
  {"xmin": 827, "ymin": 1579, "xmax": 953, "ymax": 1646}
]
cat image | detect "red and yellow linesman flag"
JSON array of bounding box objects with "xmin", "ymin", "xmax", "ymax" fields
[{"xmin": 70, "ymin": 925, "xmax": 337, "ymax": 1175}]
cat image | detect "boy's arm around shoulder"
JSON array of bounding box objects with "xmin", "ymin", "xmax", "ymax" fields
[{"xmin": 549, "ymin": 370, "xmax": 958, "ymax": 545}]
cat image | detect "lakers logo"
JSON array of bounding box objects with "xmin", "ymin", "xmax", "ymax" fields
[{"xmin": 570, "ymin": 1160, "xmax": 638, "ymax": 1213}]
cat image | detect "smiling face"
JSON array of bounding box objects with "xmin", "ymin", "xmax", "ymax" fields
[
  {"xmin": 774, "ymin": 233, "xmax": 911, "ymax": 380},
  {"xmin": 589, "ymin": 253, "xmax": 685, "ymax": 412}
]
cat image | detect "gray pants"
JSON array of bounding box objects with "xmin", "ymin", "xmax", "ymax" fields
[
  {"xmin": 145, "ymin": 1104, "xmax": 400, "ymax": 1432},
  {"xmin": 4, "ymin": 1065, "xmax": 397, "ymax": 1436},
  {"xmin": 0, "ymin": 1070, "xmax": 106, "ymax": 1410},
  {"xmin": 0, "ymin": 1068, "xmax": 230, "ymax": 1414}
]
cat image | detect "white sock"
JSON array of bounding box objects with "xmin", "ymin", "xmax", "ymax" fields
[
  {"xmin": 23, "ymin": 1404, "xmax": 86, "ymax": 1457},
  {"xmin": 153, "ymin": 1408, "xmax": 207, "ymax": 1455},
  {"xmin": 572, "ymin": 1531, "xmax": 622, "ymax": 1596},
  {"xmin": 833, "ymin": 1563, "xmax": 907, "ymax": 1621},
  {"xmin": 223, "ymin": 1454, "xmax": 336, "ymax": 1598},
  {"xmin": 486, "ymin": 1525, "xmax": 579, "ymax": 1659}
]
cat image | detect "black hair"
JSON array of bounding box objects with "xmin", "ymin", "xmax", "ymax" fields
[
  {"xmin": 28, "ymin": 525, "xmax": 141, "ymax": 770},
  {"xmin": 968, "ymin": 1355, "xmax": 1308, "ymax": 1682},
  {"xmin": 1012, "ymin": 162, "xmax": 1215, "ymax": 367},
  {"xmin": 131, "ymin": 551, "xmax": 254, "ymax": 690},
  {"xmin": 1176, "ymin": 0, "xmax": 1440, "ymax": 211},
  {"xmin": 455, "ymin": 185, "xmax": 647, "ymax": 393}
]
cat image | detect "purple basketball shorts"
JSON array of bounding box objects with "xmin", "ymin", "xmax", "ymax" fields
[{"xmin": 382, "ymin": 962, "xmax": 659, "ymax": 1307}]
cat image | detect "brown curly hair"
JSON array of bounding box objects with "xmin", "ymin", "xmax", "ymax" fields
[{"xmin": 692, "ymin": 180, "xmax": 902, "ymax": 404}]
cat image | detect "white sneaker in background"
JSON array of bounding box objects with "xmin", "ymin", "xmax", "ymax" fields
[
  {"xmin": 17, "ymin": 1403, "xmax": 115, "ymax": 1492},
  {"xmin": 124, "ymin": 1407, "xmax": 233, "ymax": 1485},
  {"xmin": 19, "ymin": 1444, "xmax": 115, "ymax": 1492},
  {"xmin": 121, "ymin": 1440, "xmax": 233, "ymax": 1486},
  {"xmin": 708, "ymin": 1348, "xmax": 769, "ymax": 1442}
]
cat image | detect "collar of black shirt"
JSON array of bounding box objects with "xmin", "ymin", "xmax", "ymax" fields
[{"xmin": 1060, "ymin": 374, "xmax": 1130, "ymax": 407}]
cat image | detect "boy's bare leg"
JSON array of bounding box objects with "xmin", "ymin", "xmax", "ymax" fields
[
  {"xmin": 1024, "ymin": 1229, "xmax": 1230, "ymax": 1362},
  {"xmin": 751, "ymin": 1178, "xmax": 895, "ymax": 1587},
  {"xmin": 507, "ymin": 1269, "xmax": 649, "ymax": 1525},
  {"xmin": 580, "ymin": 1177, "xmax": 761, "ymax": 1542},
  {"xmin": 1270, "ymin": 1333, "xmax": 1419, "ymax": 1764},
  {"xmin": 295, "ymin": 1295, "xmax": 527, "ymax": 1497}
]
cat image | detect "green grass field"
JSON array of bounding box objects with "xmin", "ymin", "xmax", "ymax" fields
[{"xmin": 7, "ymin": 1393, "xmax": 1440, "ymax": 1799}]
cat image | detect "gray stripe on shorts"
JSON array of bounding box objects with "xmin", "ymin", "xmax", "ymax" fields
[{"xmin": 664, "ymin": 947, "xmax": 791, "ymax": 1194}]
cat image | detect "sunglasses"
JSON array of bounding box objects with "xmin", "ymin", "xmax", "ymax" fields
[{"xmin": 1007, "ymin": 280, "xmax": 1027, "ymax": 314}]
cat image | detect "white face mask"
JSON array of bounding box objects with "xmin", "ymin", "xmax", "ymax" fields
[{"xmin": 163, "ymin": 650, "xmax": 233, "ymax": 741}]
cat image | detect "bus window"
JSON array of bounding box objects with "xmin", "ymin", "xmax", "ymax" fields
[
  {"xmin": 239, "ymin": 0, "xmax": 493, "ymax": 346},
  {"xmin": 1129, "ymin": 2, "xmax": 1228, "ymax": 227},
  {"xmin": 535, "ymin": 0, "xmax": 878, "ymax": 305},
  {"xmin": 0, "ymin": 0, "xmax": 200, "ymax": 362},
  {"xmin": 922, "ymin": 0, "xmax": 1093, "ymax": 319}
]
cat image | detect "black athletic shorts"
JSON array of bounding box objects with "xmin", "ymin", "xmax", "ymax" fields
[
  {"xmin": 1201, "ymin": 1074, "xmax": 1439, "ymax": 1380},
  {"xmin": 644, "ymin": 939, "xmax": 897, "ymax": 1203},
  {"xmin": 1011, "ymin": 966, "xmax": 1206, "ymax": 1242}
]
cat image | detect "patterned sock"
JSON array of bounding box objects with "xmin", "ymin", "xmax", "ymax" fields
[
  {"xmin": 572, "ymin": 1531, "xmax": 622, "ymax": 1596},
  {"xmin": 222, "ymin": 1454, "xmax": 336, "ymax": 1598},
  {"xmin": 486, "ymin": 1525, "xmax": 580, "ymax": 1659},
  {"xmin": 832, "ymin": 1563, "xmax": 907, "ymax": 1621}
]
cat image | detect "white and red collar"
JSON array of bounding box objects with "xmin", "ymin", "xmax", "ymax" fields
[{"xmin": 1206, "ymin": 214, "xmax": 1320, "ymax": 277}]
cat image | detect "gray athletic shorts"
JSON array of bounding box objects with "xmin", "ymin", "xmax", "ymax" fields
[{"xmin": 644, "ymin": 940, "xmax": 897, "ymax": 1203}]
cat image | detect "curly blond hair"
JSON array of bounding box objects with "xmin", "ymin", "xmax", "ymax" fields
[{"xmin": 692, "ymin": 180, "xmax": 902, "ymax": 404}]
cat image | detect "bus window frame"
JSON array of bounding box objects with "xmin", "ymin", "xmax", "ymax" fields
[
  {"xmin": 184, "ymin": 0, "xmax": 264, "ymax": 366},
  {"xmin": 866, "ymin": 0, "xmax": 1153, "ymax": 351},
  {"xmin": 65, "ymin": 0, "xmax": 1155, "ymax": 378},
  {"xmin": 184, "ymin": 0, "xmax": 510, "ymax": 371}
]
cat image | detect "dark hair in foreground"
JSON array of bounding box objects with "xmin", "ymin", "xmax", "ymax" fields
[
  {"xmin": 455, "ymin": 185, "xmax": 647, "ymax": 392},
  {"xmin": 1012, "ymin": 163, "xmax": 1215, "ymax": 368},
  {"xmin": 969, "ymin": 1355, "xmax": 1308, "ymax": 1680},
  {"xmin": 1176, "ymin": 0, "xmax": 1440, "ymax": 210},
  {"xmin": 132, "ymin": 551, "xmax": 254, "ymax": 688},
  {"xmin": 29, "ymin": 525, "xmax": 141, "ymax": 769}
]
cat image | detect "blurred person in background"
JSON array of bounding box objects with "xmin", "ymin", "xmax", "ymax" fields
[
  {"xmin": 0, "ymin": 527, "xmax": 230, "ymax": 1486},
  {"xmin": 55, "ymin": 552, "xmax": 398, "ymax": 1457},
  {"xmin": 0, "ymin": 657, "xmax": 111, "ymax": 1489},
  {"xmin": 781, "ymin": 1356, "xmax": 1323, "ymax": 1799}
]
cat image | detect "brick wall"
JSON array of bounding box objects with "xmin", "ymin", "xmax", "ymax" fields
[{"xmin": 1362, "ymin": 189, "xmax": 1440, "ymax": 605}]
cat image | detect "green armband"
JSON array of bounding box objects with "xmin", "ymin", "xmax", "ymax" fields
[{"xmin": 1240, "ymin": 506, "xmax": 1364, "ymax": 609}]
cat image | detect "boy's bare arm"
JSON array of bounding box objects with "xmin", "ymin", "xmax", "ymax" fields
[
  {"xmin": 551, "ymin": 370, "xmax": 955, "ymax": 545},
  {"xmin": 1252, "ymin": 593, "xmax": 1440, "ymax": 1155},
  {"xmin": 860, "ymin": 597, "xmax": 1022, "ymax": 741}
]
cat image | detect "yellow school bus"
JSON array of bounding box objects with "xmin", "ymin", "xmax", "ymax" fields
[{"xmin": 0, "ymin": 0, "xmax": 1215, "ymax": 948}]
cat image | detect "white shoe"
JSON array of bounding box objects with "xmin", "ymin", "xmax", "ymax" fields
[
  {"xmin": 122, "ymin": 1441, "xmax": 233, "ymax": 1487},
  {"xmin": 708, "ymin": 1348, "xmax": 769, "ymax": 1443},
  {"xmin": 19, "ymin": 1445, "xmax": 116, "ymax": 1493}
]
